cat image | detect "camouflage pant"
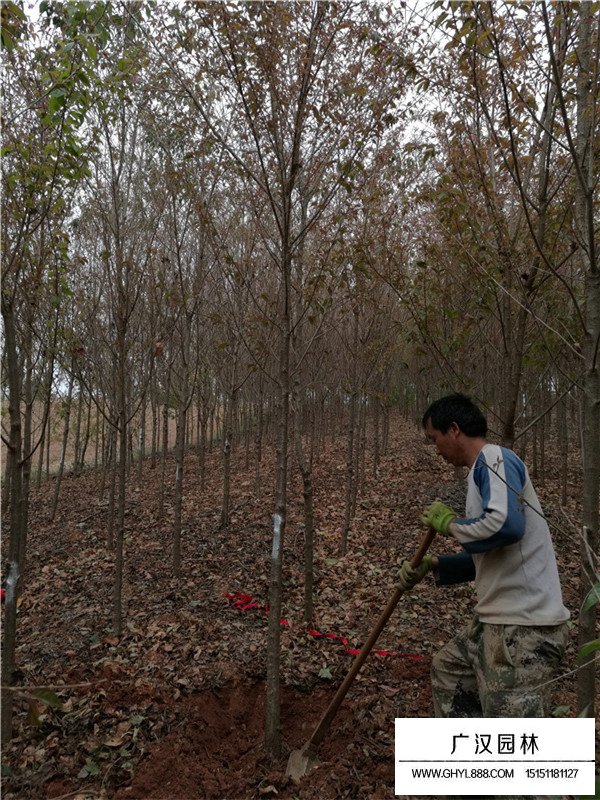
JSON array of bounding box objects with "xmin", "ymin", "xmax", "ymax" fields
[{"xmin": 431, "ymin": 616, "xmax": 567, "ymax": 718}]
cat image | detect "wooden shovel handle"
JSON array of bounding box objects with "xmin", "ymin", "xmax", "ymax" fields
[{"xmin": 306, "ymin": 527, "xmax": 437, "ymax": 753}]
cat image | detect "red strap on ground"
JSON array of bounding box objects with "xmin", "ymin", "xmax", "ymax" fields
[
  {"xmin": 224, "ymin": 592, "xmax": 425, "ymax": 660},
  {"xmin": 224, "ymin": 593, "xmax": 289, "ymax": 625}
]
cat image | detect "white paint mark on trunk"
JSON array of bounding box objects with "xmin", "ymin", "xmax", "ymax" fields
[
  {"xmin": 272, "ymin": 513, "xmax": 282, "ymax": 560},
  {"xmin": 5, "ymin": 561, "xmax": 20, "ymax": 606}
]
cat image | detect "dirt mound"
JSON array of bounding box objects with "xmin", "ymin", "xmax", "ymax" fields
[{"xmin": 113, "ymin": 679, "xmax": 357, "ymax": 799}]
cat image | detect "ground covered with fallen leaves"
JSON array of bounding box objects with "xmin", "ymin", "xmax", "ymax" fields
[{"xmin": 1, "ymin": 416, "xmax": 593, "ymax": 799}]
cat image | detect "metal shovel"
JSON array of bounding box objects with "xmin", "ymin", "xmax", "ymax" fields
[{"xmin": 285, "ymin": 526, "xmax": 436, "ymax": 783}]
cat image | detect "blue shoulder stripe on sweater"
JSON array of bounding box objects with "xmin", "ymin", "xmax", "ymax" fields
[{"xmin": 456, "ymin": 447, "xmax": 527, "ymax": 553}]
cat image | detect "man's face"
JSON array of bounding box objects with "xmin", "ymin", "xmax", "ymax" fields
[{"xmin": 424, "ymin": 418, "xmax": 463, "ymax": 466}]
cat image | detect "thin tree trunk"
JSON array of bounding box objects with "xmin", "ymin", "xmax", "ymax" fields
[
  {"xmin": 150, "ymin": 391, "xmax": 158, "ymax": 469},
  {"xmin": 46, "ymin": 398, "xmax": 52, "ymax": 477},
  {"xmin": 244, "ymin": 401, "xmax": 251, "ymax": 470},
  {"xmin": 265, "ymin": 323, "xmax": 291, "ymax": 759},
  {"xmin": 559, "ymin": 390, "xmax": 568, "ymax": 506},
  {"xmin": 158, "ymin": 389, "xmax": 170, "ymax": 519},
  {"xmin": 539, "ymin": 385, "xmax": 546, "ymax": 481},
  {"xmin": 50, "ymin": 372, "xmax": 75, "ymax": 522},
  {"xmin": 112, "ymin": 404, "xmax": 127, "ymax": 636},
  {"xmin": 99, "ymin": 421, "xmax": 113, "ymax": 502},
  {"xmin": 37, "ymin": 416, "xmax": 46, "ymax": 486},
  {"xmin": 36, "ymin": 356, "xmax": 55, "ymax": 487},
  {"xmin": 341, "ymin": 308, "xmax": 359, "ymax": 556},
  {"xmin": 20, "ymin": 343, "xmax": 33, "ymax": 569},
  {"xmin": 209, "ymin": 404, "xmax": 215, "ymax": 452},
  {"xmin": 199, "ymin": 415, "xmax": 207, "ymax": 490},
  {"xmin": 373, "ymin": 395, "xmax": 381, "ymax": 477},
  {"xmin": 100, "ymin": 399, "xmax": 106, "ymax": 469},
  {"xmin": 171, "ymin": 258, "xmax": 193, "ymax": 575},
  {"xmin": 575, "ymin": 0, "xmax": 598, "ymax": 716},
  {"xmin": 173, "ymin": 403, "xmax": 186, "ymax": 578},
  {"xmin": 94, "ymin": 401, "xmax": 101, "ymax": 471},
  {"xmin": 106, "ymin": 427, "xmax": 117, "ymax": 550},
  {"xmin": 0, "ymin": 299, "xmax": 23, "ymax": 742},
  {"xmin": 2, "ymin": 447, "xmax": 13, "ymax": 510},
  {"xmin": 356, "ymin": 395, "xmax": 367, "ymax": 504},
  {"xmin": 294, "ymin": 387, "xmax": 315, "ymax": 624},
  {"xmin": 254, "ymin": 393, "xmax": 263, "ymax": 494},
  {"xmin": 382, "ymin": 404, "xmax": 390, "ymax": 455},
  {"xmin": 79, "ymin": 390, "xmax": 92, "ymax": 473},
  {"xmin": 137, "ymin": 400, "xmax": 146, "ymax": 482},
  {"xmin": 220, "ymin": 394, "xmax": 233, "ymax": 529},
  {"xmin": 73, "ymin": 385, "xmax": 84, "ymax": 475}
]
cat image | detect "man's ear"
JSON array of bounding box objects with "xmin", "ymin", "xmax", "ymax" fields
[{"xmin": 448, "ymin": 421, "xmax": 461, "ymax": 437}]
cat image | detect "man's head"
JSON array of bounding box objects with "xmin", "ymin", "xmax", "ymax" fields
[
  {"xmin": 422, "ymin": 393, "xmax": 488, "ymax": 467},
  {"xmin": 422, "ymin": 393, "xmax": 488, "ymax": 437}
]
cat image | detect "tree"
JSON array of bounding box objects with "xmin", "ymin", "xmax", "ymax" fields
[
  {"xmin": 428, "ymin": 0, "xmax": 599, "ymax": 714},
  {"xmin": 152, "ymin": 1, "xmax": 416, "ymax": 756},
  {"xmin": 1, "ymin": 0, "xmax": 117, "ymax": 741}
]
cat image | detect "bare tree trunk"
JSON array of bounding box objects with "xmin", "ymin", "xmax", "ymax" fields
[
  {"xmin": 173, "ymin": 400, "xmax": 188, "ymax": 578},
  {"xmin": 158, "ymin": 387, "xmax": 170, "ymax": 519},
  {"xmin": 373, "ymin": 395, "xmax": 381, "ymax": 477},
  {"xmin": 254, "ymin": 393, "xmax": 263, "ymax": 494},
  {"xmin": 574, "ymin": 0, "xmax": 599, "ymax": 717},
  {"xmin": 2, "ymin": 448, "xmax": 13, "ymax": 510},
  {"xmin": 294, "ymin": 387, "xmax": 315, "ymax": 624},
  {"xmin": 341, "ymin": 308, "xmax": 359, "ymax": 556},
  {"xmin": 265, "ymin": 319, "xmax": 291, "ymax": 759},
  {"xmin": 531, "ymin": 406, "xmax": 539, "ymax": 478},
  {"xmin": 220, "ymin": 394, "xmax": 233, "ymax": 529},
  {"xmin": 1, "ymin": 299, "xmax": 23, "ymax": 742},
  {"xmin": 46, "ymin": 401, "xmax": 52, "ymax": 477},
  {"xmin": 309, "ymin": 397, "xmax": 317, "ymax": 464},
  {"xmin": 558, "ymin": 389, "xmax": 568, "ymax": 506},
  {"xmin": 20, "ymin": 343, "xmax": 33, "ymax": 569},
  {"xmin": 112, "ymin": 403, "xmax": 127, "ymax": 636},
  {"xmin": 94, "ymin": 400, "xmax": 101, "ymax": 471},
  {"xmin": 137, "ymin": 399, "xmax": 146, "ymax": 482},
  {"xmin": 73, "ymin": 385, "xmax": 84, "ymax": 475},
  {"xmin": 106, "ymin": 427, "xmax": 117, "ymax": 550},
  {"xmin": 382, "ymin": 403, "xmax": 390, "ymax": 455},
  {"xmin": 244, "ymin": 400, "xmax": 251, "ymax": 470},
  {"xmin": 99, "ymin": 419, "xmax": 113, "ymax": 501},
  {"xmin": 100, "ymin": 399, "xmax": 106, "ymax": 470},
  {"xmin": 356, "ymin": 395, "xmax": 367, "ymax": 505},
  {"xmin": 36, "ymin": 356, "xmax": 55, "ymax": 487},
  {"xmin": 500, "ymin": 302, "xmax": 528, "ymax": 449},
  {"xmin": 199, "ymin": 406, "xmax": 208, "ymax": 490},
  {"xmin": 79, "ymin": 390, "xmax": 92, "ymax": 472},
  {"xmin": 539, "ymin": 384, "xmax": 546, "ymax": 482},
  {"xmin": 50, "ymin": 372, "xmax": 75, "ymax": 522},
  {"xmin": 150, "ymin": 388, "xmax": 158, "ymax": 469}
]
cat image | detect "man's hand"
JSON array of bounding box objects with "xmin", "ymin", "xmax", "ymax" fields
[
  {"xmin": 422, "ymin": 501, "xmax": 457, "ymax": 534},
  {"xmin": 397, "ymin": 554, "xmax": 434, "ymax": 591}
]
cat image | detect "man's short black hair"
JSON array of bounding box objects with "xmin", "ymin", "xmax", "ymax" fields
[{"xmin": 422, "ymin": 393, "xmax": 488, "ymax": 437}]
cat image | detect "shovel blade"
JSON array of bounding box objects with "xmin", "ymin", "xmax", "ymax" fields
[{"xmin": 285, "ymin": 744, "xmax": 320, "ymax": 784}]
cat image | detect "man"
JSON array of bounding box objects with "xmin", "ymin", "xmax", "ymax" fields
[{"xmin": 398, "ymin": 393, "xmax": 569, "ymax": 718}]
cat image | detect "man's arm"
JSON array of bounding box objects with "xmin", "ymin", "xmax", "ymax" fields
[{"xmin": 434, "ymin": 551, "xmax": 476, "ymax": 585}]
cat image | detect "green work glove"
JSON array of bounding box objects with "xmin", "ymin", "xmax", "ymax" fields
[
  {"xmin": 397, "ymin": 554, "xmax": 434, "ymax": 591},
  {"xmin": 421, "ymin": 501, "xmax": 457, "ymax": 534}
]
